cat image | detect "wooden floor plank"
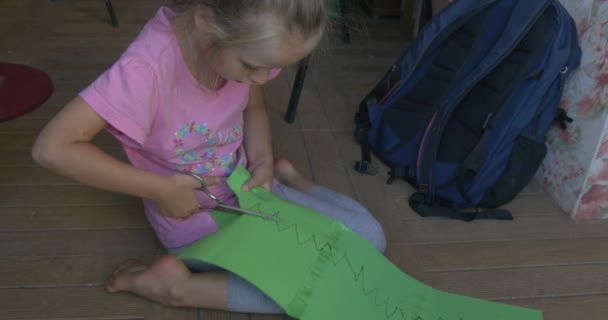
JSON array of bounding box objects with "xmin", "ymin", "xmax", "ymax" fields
[
  {"xmin": 145, "ymin": 304, "xmax": 198, "ymax": 320},
  {"xmin": 302, "ymin": 131, "xmax": 356, "ymax": 198},
  {"xmin": 0, "ymin": 150, "xmax": 42, "ymax": 166},
  {"xmin": 0, "ymin": 117, "xmax": 53, "ymax": 132},
  {"xmin": 0, "ymin": 287, "xmax": 150, "ymax": 320},
  {"xmin": 197, "ymin": 310, "xmax": 249, "ymax": 320},
  {"xmin": 510, "ymin": 295, "xmax": 608, "ymax": 320},
  {"xmin": 1, "ymin": 166, "xmax": 94, "ymax": 186},
  {"xmin": 389, "ymin": 217, "xmax": 608, "ymax": 244},
  {"xmin": 0, "ymin": 148, "xmax": 127, "ymax": 166},
  {"xmin": 0, "ymin": 230, "xmax": 158, "ymax": 257},
  {"xmin": 310, "ymin": 70, "xmax": 360, "ymax": 131},
  {"xmin": 388, "ymin": 238, "xmax": 608, "ymax": 271},
  {"xmin": 1, "ymin": 185, "xmax": 140, "ymax": 207},
  {"xmin": 0, "ymin": 205, "xmax": 147, "ymax": 231},
  {"xmin": 0, "ymin": 130, "xmax": 120, "ymax": 152},
  {"xmin": 0, "ymin": 1, "xmax": 56, "ymax": 65},
  {"xmin": 382, "ymin": 244, "xmax": 426, "ymax": 279},
  {"xmin": 250, "ymin": 314, "xmax": 291, "ymax": 320},
  {"xmin": 420, "ymin": 264, "xmax": 608, "ymax": 301},
  {"xmin": 0, "ymin": 255, "xmax": 151, "ymax": 289}
]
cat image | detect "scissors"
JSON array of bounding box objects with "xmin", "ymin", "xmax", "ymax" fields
[{"xmin": 189, "ymin": 173, "xmax": 279, "ymax": 221}]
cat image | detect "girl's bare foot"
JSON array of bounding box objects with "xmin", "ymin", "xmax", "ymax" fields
[
  {"xmin": 274, "ymin": 158, "xmax": 312, "ymax": 192},
  {"xmin": 106, "ymin": 255, "xmax": 193, "ymax": 306},
  {"xmin": 106, "ymin": 254, "xmax": 229, "ymax": 309}
]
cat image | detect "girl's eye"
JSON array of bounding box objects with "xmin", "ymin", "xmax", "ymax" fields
[{"xmin": 242, "ymin": 61, "xmax": 259, "ymax": 71}]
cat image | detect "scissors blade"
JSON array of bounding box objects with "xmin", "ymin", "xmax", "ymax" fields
[{"xmin": 217, "ymin": 203, "xmax": 279, "ymax": 221}]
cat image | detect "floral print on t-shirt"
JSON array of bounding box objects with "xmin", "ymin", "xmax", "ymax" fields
[{"xmin": 172, "ymin": 122, "xmax": 243, "ymax": 175}]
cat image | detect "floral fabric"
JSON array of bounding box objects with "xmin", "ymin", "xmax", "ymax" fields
[{"xmin": 538, "ymin": 0, "xmax": 608, "ymax": 219}]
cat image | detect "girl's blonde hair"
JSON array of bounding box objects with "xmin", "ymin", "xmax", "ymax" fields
[{"xmin": 171, "ymin": 0, "xmax": 331, "ymax": 48}]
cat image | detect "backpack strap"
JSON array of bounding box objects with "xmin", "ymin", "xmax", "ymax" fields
[
  {"xmin": 554, "ymin": 108, "xmax": 573, "ymax": 129},
  {"xmin": 409, "ymin": 192, "xmax": 513, "ymax": 221},
  {"xmin": 354, "ymin": 126, "xmax": 376, "ymax": 175},
  {"xmin": 354, "ymin": 99, "xmax": 378, "ymax": 175}
]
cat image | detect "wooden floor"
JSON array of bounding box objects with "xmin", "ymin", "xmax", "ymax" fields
[{"xmin": 2, "ymin": 1, "xmax": 608, "ymax": 319}]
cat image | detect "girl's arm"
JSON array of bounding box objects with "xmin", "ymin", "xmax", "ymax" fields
[
  {"xmin": 32, "ymin": 96, "xmax": 208, "ymax": 217},
  {"xmin": 242, "ymin": 85, "xmax": 274, "ymax": 191}
]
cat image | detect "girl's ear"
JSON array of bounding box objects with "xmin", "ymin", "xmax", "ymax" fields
[
  {"xmin": 192, "ymin": 5, "xmax": 215, "ymax": 30},
  {"xmin": 190, "ymin": 5, "xmax": 218, "ymax": 53}
]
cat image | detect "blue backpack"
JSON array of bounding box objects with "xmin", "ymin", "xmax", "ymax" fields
[{"xmin": 354, "ymin": 0, "xmax": 581, "ymax": 221}]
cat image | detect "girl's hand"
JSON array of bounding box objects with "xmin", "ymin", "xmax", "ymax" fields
[
  {"xmin": 242, "ymin": 158, "xmax": 274, "ymax": 191},
  {"xmin": 155, "ymin": 174, "xmax": 219, "ymax": 218}
]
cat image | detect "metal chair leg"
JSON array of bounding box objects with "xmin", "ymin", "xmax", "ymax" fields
[
  {"xmin": 284, "ymin": 0, "xmax": 350, "ymax": 123},
  {"xmin": 285, "ymin": 57, "xmax": 310, "ymax": 124},
  {"xmin": 105, "ymin": 0, "xmax": 118, "ymax": 27}
]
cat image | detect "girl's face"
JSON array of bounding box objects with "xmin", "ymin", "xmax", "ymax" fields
[{"xmin": 210, "ymin": 32, "xmax": 321, "ymax": 85}]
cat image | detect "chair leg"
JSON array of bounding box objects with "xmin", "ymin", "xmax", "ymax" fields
[
  {"xmin": 340, "ymin": 0, "xmax": 351, "ymax": 44},
  {"xmin": 284, "ymin": 0, "xmax": 351, "ymax": 124},
  {"xmin": 105, "ymin": 0, "xmax": 118, "ymax": 27},
  {"xmin": 285, "ymin": 57, "xmax": 310, "ymax": 124}
]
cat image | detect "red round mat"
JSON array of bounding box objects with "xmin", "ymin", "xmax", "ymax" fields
[{"xmin": 0, "ymin": 63, "xmax": 53, "ymax": 122}]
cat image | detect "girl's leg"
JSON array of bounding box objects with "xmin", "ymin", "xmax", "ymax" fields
[
  {"xmin": 106, "ymin": 253, "xmax": 283, "ymax": 313},
  {"xmin": 169, "ymin": 247, "xmax": 284, "ymax": 314},
  {"xmin": 308, "ymin": 185, "xmax": 369, "ymax": 213},
  {"xmin": 273, "ymin": 159, "xmax": 386, "ymax": 253},
  {"xmin": 273, "ymin": 159, "xmax": 368, "ymax": 213},
  {"xmin": 225, "ymin": 274, "xmax": 284, "ymax": 313},
  {"xmin": 105, "ymin": 255, "xmax": 229, "ymax": 309},
  {"xmin": 275, "ymin": 158, "xmax": 370, "ymax": 213}
]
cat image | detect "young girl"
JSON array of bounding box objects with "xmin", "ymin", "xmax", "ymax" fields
[{"xmin": 32, "ymin": 0, "xmax": 386, "ymax": 314}]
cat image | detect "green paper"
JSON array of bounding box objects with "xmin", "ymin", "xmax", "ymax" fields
[{"xmin": 179, "ymin": 166, "xmax": 543, "ymax": 320}]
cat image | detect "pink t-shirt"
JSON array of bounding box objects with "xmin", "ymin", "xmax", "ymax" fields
[{"xmin": 80, "ymin": 7, "xmax": 279, "ymax": 248}]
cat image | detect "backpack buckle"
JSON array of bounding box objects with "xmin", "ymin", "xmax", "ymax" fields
[{"xmin": 354, "ymin": 161, "xmax": 378, "ymax": 175}]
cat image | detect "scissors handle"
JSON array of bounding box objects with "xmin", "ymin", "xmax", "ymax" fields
[
  {"xmin": 216, "ymin": 203, "xmax": 279, "ymax": 221},
  {"xmin": 189, "ymin": 173, "xmax": 278, "ymax": 221},
  {"xmin": 189, "ymin": 173, "xmax": 222, "ymax": 200}
]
